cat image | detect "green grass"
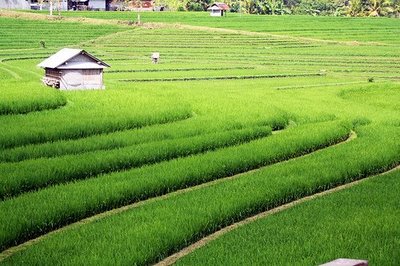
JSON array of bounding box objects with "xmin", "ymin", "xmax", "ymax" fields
[
  {"xmin": 0, "ymin": 126, "xmax": 271, "ymax": 199},
  {"xmin": 0, "ymin": 112, "xmax": 288, "ymax": 163},
  {"xmin": 1, "ymin": 123, "xmax": 398, "ymax": 265},
  {"xmin": 25, "ymin": 12, "xmax": 400, "ymax": 43},
  {"xmin": 176, "ymin": 169, "xmax": 400, "ymax": 265},
  {"xmin": 0, "ymin": 90, "xmax": 193, "ymax": 149},
  {"xmin": 340, "ymin": 86, "xmax": 400, "ymax": 112},
  {"xmin": 0, "ymin": 81, "xmax": 67, "ymax": 115},
  {"xmin": 0, "ymin": 17, "xmax": 124, "ymax": 49},
  {"xmin": 0, "ymin": 11, "xmax": 399, "ymax": 265},
  {"xmin": 0, "ymin": 120, "xmax": 351, "ymax": 251}
]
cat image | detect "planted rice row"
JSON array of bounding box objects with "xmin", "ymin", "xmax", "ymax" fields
[
  {"xmin": 106, "ymin": 66, "xmax": 254, "ymax": 73},
  {"xmin": 176, "ymin": 169, "xmax": 400, "ymax": 265},
  {"xmin": 0, "ymin": 83, "xmax": 67, "ymax": 115},
  {"xmin": 0, "ymin": 120, "xmax": 348, "ymax": 251},
  {"xmin": 58, "ymin": 12, "xmax": 400, "ymax": 44},
  {"xmin": 0, "ymin": 17, "xmax": 123, "ymax": 49},
  {"xmin": 3, "ymin": 124, "xmax": 398, "ymax": 265},
  {"xmin": 0, "ymin": 126, "xmax": 271, "ymax": 200},
  {"xmin": 0, "ymin": 92, "xmax": 193, "ymax": 149},
  {"xmin": 120, "ymin": 73, "xmax": 325, "ymax": 83},
  {"xmin": 107, "ymin": 68, "xmax": 276, "ymax": 80},
  {"xmin": 0, "ymin": 114, "xmax": 288, "ymax": 163}
]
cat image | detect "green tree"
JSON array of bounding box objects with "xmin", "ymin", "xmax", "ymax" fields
[{"xmin": 369, "ymin": 0, "xmax": 396, "ymax": 16}]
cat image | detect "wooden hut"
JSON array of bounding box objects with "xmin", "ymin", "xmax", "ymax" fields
[
  {"xmin": 67, "ymin": 0, "xmax": 112, "ymax": 10},
  {"xmin": 207, "ymin": 2, "xmax": 229, "ymax": 16},
  {"xmin": 38, "ymin": 48, "xmax": 110, "ymax": 90}
]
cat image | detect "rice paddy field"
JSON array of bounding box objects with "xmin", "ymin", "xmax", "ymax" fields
[{"xmin": 0, "ymin": 10, "xmax": 399, "ymax": 265}]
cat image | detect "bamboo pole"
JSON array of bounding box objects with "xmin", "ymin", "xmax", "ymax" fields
[{"xmin": 49, "ymin": 0, "xmax": 53, "ymax": 16}]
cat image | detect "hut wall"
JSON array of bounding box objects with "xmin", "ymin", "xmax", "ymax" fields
[
  {"xmin": 210, "ymin": 9, "xmax": 222, "ymax": 16},
  {"xmin": 43, "ymin": 68, "xmax": 62, "ymax": 88},
  {"xmin": 61, "ymin": 69, "xmax": 103, "ymax": 90},
  {"xmin": 88, "ymin": 0, "xmax": 106, "ymax": 10}
]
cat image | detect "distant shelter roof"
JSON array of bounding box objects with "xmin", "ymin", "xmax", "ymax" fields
[{"xmin": 208, "ymin": 2, "xmax": 229, "ymax": 10}]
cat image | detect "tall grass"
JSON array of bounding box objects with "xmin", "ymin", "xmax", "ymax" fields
[
  {"xmin": 31, "ymin": 12, "xmax": 400, "ymax": 44},
  {"xmin": 0, "ymin": 12, "xmax": 399, "ymax": 265},
  {"xmin": 0, "ymin": 115, "xmax": 287, "ymax": 163},
  {"xmin": 0, "ymin": 120, "xmax": 349, "ymax": 251},
  {"xmin": 1, "ymin": 124, "xmax": 398, "ymax": 265},
  {"xmin": 0, "ymin": 82, "xmax": 67, "ymax": 115},
  {"xmin": 176, "ymin": 170, "xmax": 400, "ymax": 265},
  {"xmin": 0, "ymin": 126, "xmax": 271, "ymax": 200},
  {"xmin": 0, "ymin": 91, "xmax": 193, "ymax": 149},
  {"xmin": 0, "ymin": 17, "xmax": 124, "ymax": 49}
]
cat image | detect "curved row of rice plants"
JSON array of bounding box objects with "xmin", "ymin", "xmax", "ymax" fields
[
  {"xmin": 0, "ymin": 11, "xmax": 399, "ymax": 265},
  {"xmin": 176, "ymin": 169, "xmax": 400, "ymax": 266}
]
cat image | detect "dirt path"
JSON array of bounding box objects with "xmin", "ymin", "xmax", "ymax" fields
[
  {"xmin": 0, "ymin": 130, "xmax": 355, "ymax": 262},
  {"xmin": 156, "ymin": 164, "xmax": 400, "ymax": 266}
]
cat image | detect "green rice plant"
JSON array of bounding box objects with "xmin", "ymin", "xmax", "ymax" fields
[
  {"xmin": 0, "ymin": 17, "xmax": 124, "ymax": 49},
  {"xmin": 107, "ymin": 67, "xmax": 294, "ymax": 80},
  {"xmin": 0, "ymin": 120, "xmax": 349, "ymax": 252},
  {"xmin": 176, "ymin": 170, "xmax": 400, "ymax": 265},
  {"xmin": 0, "ymin": 12, "xmax": 399, "ymax": 265},
  {"xmin": 119, "ymin": 73, "xmax": 325, "ymax": 83},
  {"xmin": 0, "ymin": 113, "xmax": 288, "ymax": 163},
  {"xmin": 1, "ymin": 123, "xmax": 398, "ymax": 265},
  {"xmin": 339, "ymin": 84, "xmax": 400, "ymax": 112},
  {"xmin": 106, "ymin": 66, "xmax": 255, "ymax": 73},
  {"xmin": 0, "ymin": 91, "xmax": 193, "ymax": 149},
  {"xmin": 0, "ymin": 126, "xmax": 271, "ymax": 200},
  {"xmin": 0, "ymin": 82, "xmax": 67, "ymax": 115},
  {"xmin": 36, "ymin": 12, "xmax": 400, "ymax": 44},
  {"xmin": 0, "ymin": 116, "xmax": 193, "ymax": 163}
]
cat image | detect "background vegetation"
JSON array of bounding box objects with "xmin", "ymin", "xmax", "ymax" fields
[
  {"xmin": 126, "ymin": 0, "xmax": 400, "ymax": 16},
  {"xmin": 39, "ymin": 0, "xmax": 400, "ymax": 16}
]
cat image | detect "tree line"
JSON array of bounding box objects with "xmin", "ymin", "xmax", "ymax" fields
[
  {"xmin": 37, "ymin": 0, "xmax": 400, "ymax": 17},
  {"xmin": 152, "ymin": 0, "xmax": 400, "ymax": 17}
]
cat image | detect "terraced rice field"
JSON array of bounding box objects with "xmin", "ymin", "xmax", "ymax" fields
[{"xmin": 0, "ymin": 11, "xmax": 399, "ymax": 265}]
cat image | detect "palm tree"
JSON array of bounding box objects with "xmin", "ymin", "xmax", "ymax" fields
[{"xmin": 369, "ymin": 0, "xmax": 395, "ymax": 16}]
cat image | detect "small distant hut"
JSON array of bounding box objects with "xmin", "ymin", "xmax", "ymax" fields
[
  {"xmin": 68, "ymin": 0, "xmax": 112, "ymax": 11},
  {"xmin": 207, "ymin": 2, "xmax": 229, "ymax": 16},
  {"xmin": 38, "ymin": 48, "xmax": 110, "ymax": 90}
]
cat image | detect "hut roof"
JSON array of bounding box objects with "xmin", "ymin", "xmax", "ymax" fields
[
  {"xmin": 38, "ymin": 48, "xmax": 110, "ymax": 69},
  {"xmin": 208, "ymin": 2, "xmax": 229, "ymax": 10},
  {"xmin": 207, "ymin": 6, "xmax": 221, "ymax": 10}
]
